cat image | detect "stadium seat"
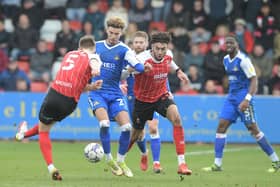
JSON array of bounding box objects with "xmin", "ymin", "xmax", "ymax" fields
[
  {"xmin": 17, "ymin": 61, "xmax": 30, "ymax": 73},
  {"xmin": 69, "ymin": 20, "xmax": 82, "ymax": 32},
  {"xmin": 149, "ymin": 22, "xmax": 167, "ymax": 32},
  {"xmin": 4, "ymin": 18, "xmax": 14, "ymax": 32},
  {"xmin": 40, "ymin": 19, "xmax": 62, "ymax": 42},
  {"xmin": 30, "ymin": 81, "xmax": 48, "ymax": 92}
]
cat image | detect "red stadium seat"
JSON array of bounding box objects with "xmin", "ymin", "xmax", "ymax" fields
[
  {"xmin": 30, "ymin": 81, "xmax": 48, "ymax": 92},
  {"xmin": 149, "ymin": 22, "xmax": 167, "ymax": 32},
  {"xmin": 17, "ymin": 61, "xmax": 30, "ymax": 73},
  {"xmin": 69, "ymin": 20, "xmax": 82, "ymax": 32}
]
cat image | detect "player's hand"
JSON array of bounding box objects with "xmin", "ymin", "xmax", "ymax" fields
[
  {"xmin": 120, "ymin": 83, "xmax": 128, "ymax": 94},
  {"xmin": 177, "ymin": 70, "xmax": 190, "ymax": 85},
  {"xmin": 144, "ymin": 63, "xmax": 153, "ymax": 72},
  {"xmin": 239, "ymin": 100, "xmax": 249, "ymax": 112},
  {"xmin": 91, "ymin": 68, "xmax": 100, "ymax": 77},
  {"xmin": 91, "ymin": 80, "xmax": 103, "ymax": 90}
]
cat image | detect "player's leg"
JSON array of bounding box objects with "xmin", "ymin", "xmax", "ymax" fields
[
  {"xmin": 15, "ymin": 121, "xmax": 39, "ymax": 141},
  {"xmin": 137, "ymin": 129, "xmax": 148, "ymax": 171},
  {"xmin": 38, "ymin": 88, "xmax": 77, "ymax": 180},
  {"xmin": 246, "ymin": 123, "xmax": 280, "ymax": 172},
  {"xmin": 241, "ymin": 104, "xmax": 280, "ymax": 173},
  {"xmin": 148, "ymin": 113, "xmax": 162, "ymax": 173},
  {"xmin": 94, "ymin": 107, "xmax": 123, "ymax": 176},
  {"xmin": 115, "ymin": 110, "xmax": 134, "ymax": 177},
  {"xmin": 158, "ymin": 98, "xmax": 191, "ymax": 175},
  {"xmin": 203, "ymin": 99, "xmax": 236, "ymax": 172}
]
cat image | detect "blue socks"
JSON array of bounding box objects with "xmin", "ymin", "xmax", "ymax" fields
[
  {"xmin": 215, "ymin": 133, "xmax": 226, "ymax": 159},
  {"xmin": 150, "ymin": 134, "xmax": 161, "ymax": 162},
  {"xmin": 119, "ymin": 130, "xmax": 130, "ymax": 155},
  {"xmin": 256, "ymin": 132, "xmax": 274, "ymax": 156},
  {"xmin": 100, "ymin": 127, "xmax": 111, "ymax": 154},
  {"xmin": 137, "ymin": 138, "xmax": 147, "ymax": 154}
]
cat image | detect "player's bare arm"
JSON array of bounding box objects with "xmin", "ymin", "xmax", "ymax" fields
[
  {"xmin": 176, "ymin": 68, "xmax": 190, "ymax": 85},
  {"xmin": 239, "ymin": 76, "xmax": 257, "ymax": 112}
]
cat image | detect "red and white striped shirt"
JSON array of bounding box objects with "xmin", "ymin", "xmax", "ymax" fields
[
  {"xmin": 52, "ymin": 50, "xmax": 98, "ymax": 102},
  {"xmin": 134, "ymin": 50, "xmax": 175, "ymax": 103}
]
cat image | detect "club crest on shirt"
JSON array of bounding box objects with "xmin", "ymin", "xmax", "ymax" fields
[
  {"xmin": 233, "ymin": 66, "xmax": 239, "ymax": 71},
  {"xmin": 114, "ymin": 55, "xmax": 120, "ymax": 61}
]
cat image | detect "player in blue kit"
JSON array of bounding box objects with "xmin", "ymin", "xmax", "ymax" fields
[
  {"xmin": 202, "ymin": 34, "xmax": 280, "ymax": 172},
  {"xmin": 88, "ymin": 17, "xmax": 152, "ymax": 177},
  {"xmin": 123, "ymin": 31, "xmax": 164, "ymax": 173}
]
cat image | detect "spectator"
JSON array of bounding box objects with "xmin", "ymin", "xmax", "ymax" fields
[
  {"xmin": 128, "ymin": 0, "xmax": 152, "ymax": 31},
  {"xmin": 274, "ymin": 26, "xmax": 280, "ymax": 60},
  {"xmin": 105, "ymin": 0, "xmax": 128, "ymax": 28},
  {"xmin": 0, "ymin": 0, "xmax": 21, "ymax": 18},
  {"xmin": 44, "ymin": 0, "xmax": 67, "ymax": 19},
  {"xmin": 16, "ymin": 77, "xmax": 29, "ymax": 91},
  {"xmin": 66, "ymin": 0, "xmax": 87, "ymax": 21},
  {"xmin": 75, "ymin": 21, "xmax": 94, "ymax": 45},
  {"xmin": 51, "ymin": 45, "xmax": 68, "ymax": 80},
  {"xmin": 53, "ymin": 19, "xmax": 76, "ymax": 60},
  {"xmin": 12, "ymin": 0, "xmax": 44, "ymax": 30},
  {"xmin": 190, "ymin": 26, "xmax": 211, "ymax": 44},
  {"xmin": 83, "ymin": 0, "xmax": 105, "ymax": 41},
  {"xmin": 184, "ymin": 43, "xmax": 204, "ymax": 71},
  {"xmin": 189, "ymin": 0, "xmax": 208, "ymax": 30},
  {"xmin": 202, "ymin": 40, "xmax": 226, "ymax": 85},
  {"xmin": 244, "ymin": 0, "xmax": 262, "ymax": 31},
  {"xmin": 204, "ymin": 0, "xmax": 233, "ymax": 31},
  {"xmin": 0, "ymin": 49, "xmax": 9, "ymax": 72},
  {"xmin": 233, "ymin": 18, "xmax": 254, "ymax": 54},
  {"xmin": 175, "ymin": 81, "xmax": 198, "ymax": 95},
  {"xmin": 150, "ymin": 0, "xmax": 172, "ymax": 22},
  {"xmin": 166, "ymin": 0, "xmax": 190, "ymax": 52},
  {"xmin": 209, "ymin": 24, "xmax": 229, "ymax": 51},
  {"xmin": 10, "ymin": 14, "xmax": 39, "ymax": 60},
  {"xmin": 124, "ymin": 22, "xmax": 138, "ymax": 44},
  {"xmin": 250, "ymin": 43, "xmax": 273, "ymax": 94},
  {"xmin": 0, "ymin": 58, "xmax": 30, "ymax": 91},
  {"xmin": 253, "ymin": 2, "xmax": 277, "ymax": 54},
  {"xmin": 202, "ymin": 79, "xmax": 218, "ymax": 94},
  {"xmin": 29, "ymin": 40, "xmax": 53, "ymax": 83},
  {"xmin": 268, "ymin": 61, "xmax": 280, "ymax": 95},
  {"xmin": 0, "ymin": 18, "xmax": 10, "ymax": 55},
  {"xmin": 187, "ymin": 64, "xmax": 203, "ymax": 92}
]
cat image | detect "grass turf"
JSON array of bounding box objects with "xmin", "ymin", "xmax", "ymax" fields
[{"xmin": 0, "ymin": 141, "xmax": 279, "ymax": 187}]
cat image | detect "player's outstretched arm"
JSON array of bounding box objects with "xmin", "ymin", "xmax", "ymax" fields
[{"xmin": 176, "ymin": 68, "xmax": 190, "ymax": 85}]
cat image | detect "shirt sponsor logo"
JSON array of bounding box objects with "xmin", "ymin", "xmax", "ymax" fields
[
  {"xmin": 228, "ymin": 75, "xmax": 237, "ymax": 81},
  {"xmin": 154, "ymin": 73, "xmax": 167, "ymax": 79},
  {"xmin": 103, "ymin": 63, "xmax": 116, "ymax": 69},
  {"xmin": 55, "ymin": 80, "xmax": 72, "ymax": 88}
]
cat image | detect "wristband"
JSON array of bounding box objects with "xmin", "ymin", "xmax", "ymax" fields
[
  {"xmin": 176, "ymin": 68, "xmax": 181, "ymax": 74},
  {"xmin": 245, "ymin": 94, "xmax": 252, "ymax": 101}
]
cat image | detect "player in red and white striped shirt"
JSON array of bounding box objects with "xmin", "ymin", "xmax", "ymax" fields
[
  {"xmin": 130, "ymin": 32, "xmax": 192, "ymax": 176},
  {"xmin": 15, "ymin": 35, "xmax": 103, "ymax": 180}
]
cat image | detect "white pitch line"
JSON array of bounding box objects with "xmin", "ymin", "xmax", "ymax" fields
[{"xmin": 186, "ymin": 147, "xmax": 259, "ymax": 156}]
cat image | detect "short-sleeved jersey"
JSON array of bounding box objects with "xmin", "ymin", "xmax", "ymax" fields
[
  {"xmin": 223, "ymin": 50, "xmax": 256, "ymax": 95},
  {"xmin": 134, "ymin": 50, "xmax": 172, "ymax": 103},
  {"xmin": 52, "ymin": 50, "xmax": 93, "ymax": 102},
  {"xmin": 90, "ymin": 40, "xmax": 136, "ymax": 96}
]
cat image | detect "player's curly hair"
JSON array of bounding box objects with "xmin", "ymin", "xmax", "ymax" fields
[
  {"xmin": 106, "ymin": 17, "xmax": 125, "ymax": 30},
  {"xmin": 150, "ymin": 32, "xmax": 171, "ymax": 44}
]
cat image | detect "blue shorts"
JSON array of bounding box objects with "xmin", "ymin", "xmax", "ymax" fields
[
  {"xmin": 88, "ymin": 92, "xmax": 128, "ymax": 121},
  {"xmin": 219, "ymin": 95, "xmax": 257, "ymax": 126},
  {"xmin": 127, "ymin": 95, "xmax": 159, "ymax": 121}
]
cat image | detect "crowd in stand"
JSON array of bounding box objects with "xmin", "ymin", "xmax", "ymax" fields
[{"xmin": 0, "ymin": 0, "xmax": 279, "ymax": 95}]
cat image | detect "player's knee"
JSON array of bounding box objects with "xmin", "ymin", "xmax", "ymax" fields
[
  {"xmin": 150, "ymin": 131, "xmax": 160, "ymax": 139},
  {"xmin": 149, "ymin": 127, "xmax": 158, "ymax": 135},
  {"xmin": 253, "ymin": 131, "xmax": 264, "ymax": 140},
  {"xmin": 99, "ymin": 120, "xmax": 110, "ymax": 128},
  {"xmin": 120, "ymin": 123, "xmax": 132, "ymax": 131}
]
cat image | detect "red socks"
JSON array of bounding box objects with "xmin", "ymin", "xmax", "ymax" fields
[
  {"xmin": 39, "ymin": 132, "xmax": 52, "ymax": 165},
  {"xmin": 24, "ymin": 124, "xmax": 39, "ymax": 138},
  {"xmin": 173, "ymin": 126, "xmax": 185, "ymax": 155}
]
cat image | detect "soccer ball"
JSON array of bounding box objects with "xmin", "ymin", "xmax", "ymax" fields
[{"xmin": 84, "ymin": 143, "xmax": 104, "ymax": 163}]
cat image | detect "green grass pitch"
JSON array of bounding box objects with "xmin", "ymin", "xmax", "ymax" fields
[{"xmin": 0, "ymin": 141, "xmax": 279, "ymax": 187}]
